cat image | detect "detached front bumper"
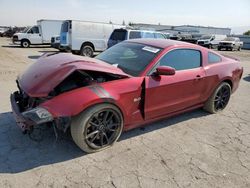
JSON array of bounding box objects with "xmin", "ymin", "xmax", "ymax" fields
[{"xmin": 10, "ymin": 92, "xmax": 35, "ymax": 132}]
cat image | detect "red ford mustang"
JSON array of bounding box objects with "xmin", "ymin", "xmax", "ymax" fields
[{"xmin": 11, "ymin": 39, "xmax": 243, "ymax": 153}]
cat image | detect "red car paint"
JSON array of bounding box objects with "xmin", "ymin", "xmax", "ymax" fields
[
  {"xmin": 19, "ymin": 53, "xmax": 130, "ymax": 97},
  {"xmin": 13, "ymin": 39, "xmax": 243, "ymax": 131}
]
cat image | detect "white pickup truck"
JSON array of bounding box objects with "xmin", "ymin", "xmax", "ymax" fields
[
  {"xmin": 12, "ymin": 19, "xmax": 63, "ymax": 48},
  {"xmin": 218, "ymin": 37, "xmax": 243, "ymax": 51}
]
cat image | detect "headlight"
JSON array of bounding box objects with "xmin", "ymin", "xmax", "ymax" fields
[{"xmin": 22, "ymin": 107, "xmax": 53, "ymax": 124}]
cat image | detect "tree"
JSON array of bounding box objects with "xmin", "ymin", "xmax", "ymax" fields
[
  {"xmin": 128, "ymin": 22, "xmax": 133, "ymax": 26},
  {"xmin": 243, "ymin": 30, "xmax": 250, "ymax": 35}
]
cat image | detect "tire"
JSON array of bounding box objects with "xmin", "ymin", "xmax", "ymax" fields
[
  {"xmin": 208, "ymin": 44, "xmax": 212, "ymax": 49},
  {"xmin": 71, "ymin": 104, "xmax": 124, "ymax": 153},
  {"xmin": 217, "ymin": 47, "xmax": 221, "ymax": 51},
  {"xmin": 203, "ymin": 82, "xmax": 231, "ymax": 114},
  {"xmin": 238, "ymin": 47, "xmax": 241, "ymax": 51},
  {"xmin": 80, "ymin": 45, "xmax": 94, "ymax": 57},
  {"xmin": 21, "ymin": 40, "xmax": 30, "ymax": 48}
]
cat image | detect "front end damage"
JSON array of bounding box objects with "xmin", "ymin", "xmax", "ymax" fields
[
  {"xmin": 10, "ymin": 53, "xmax": 130, "ymax": 141},
  {"xmin": 10, "ymin": 83, "xmax": 71, "ymax": 140}
]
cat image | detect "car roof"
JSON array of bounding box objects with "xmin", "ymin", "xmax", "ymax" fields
[
  {"xmin": 127, "ymin": 39, "xmax": 198, "ymax": 49},
  {"xmin": 114, "ymin": 28, "xmax": 163, "ymax": 34}
]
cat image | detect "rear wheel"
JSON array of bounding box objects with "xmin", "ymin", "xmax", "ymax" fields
[
  {"xmin": 203, "ymin": 82, "xmax": 231, "ymax": 114},
  {"xmin": 238, "ymin": 46, "xmax": 241, "ymax": 51},
  {"xmin": 80, "ymin": 45, "xmax": 94, "ymax": 57},
  {"xmin": 71, "ymin": 104, "xmax": 123, "ymax": 153},
  {"xmin": 21, "ymin": 40, "xmax": 30, "ymax": 48}
]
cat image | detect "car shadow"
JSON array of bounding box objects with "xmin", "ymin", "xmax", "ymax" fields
[
  {"xmin": 28, "ymin": 55, "xmax": 41, "ymax": 60},
  {"xmin": 0, "ymin": 109, "xmax": 209, "ymax": 173},
  {"xmin": 243, "ymin": 75, "xmax": 250, "ymax": 82},
  {"xmin": 38, "ymin": 50, "xmax": 59, "ymax": 53},
  {"xmin": 1, "ymin": 45, "xmax": 51, "ymax": 49}
]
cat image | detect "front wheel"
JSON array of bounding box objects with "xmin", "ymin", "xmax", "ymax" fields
[
  {"xmin": 203, "ymin": 82, "xmax": 231, "ymax": 114},
  {"xmin": 80, "ymin": 45, "xmax": 94, "ymax": 57},
  {"xmin": 71, "ymin": 104, "xmax": 124, "ymax": 153},
  {"xmin": 21, "ymin": 40, "xmax": 30, "ymax": 48}
]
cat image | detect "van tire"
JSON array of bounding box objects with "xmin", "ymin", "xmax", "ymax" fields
[
  {"xmin": 80, "ymin": 45, "xmax": 94, "ymax": 57},
  {"xmin": 21, "ymin": 40, "xmax": 30, "ymax": 48}
]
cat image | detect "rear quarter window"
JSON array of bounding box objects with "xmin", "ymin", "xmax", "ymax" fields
[{"xmin": 208, "ymin": 52, "xmax": 222, "ymax": 64}]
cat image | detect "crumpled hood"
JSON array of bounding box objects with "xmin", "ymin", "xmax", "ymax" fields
[{"xmin": 18, "ymin": 53, "xmax": 130, "ymax": 97}]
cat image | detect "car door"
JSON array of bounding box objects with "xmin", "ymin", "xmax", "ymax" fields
[
  {"xmin": 27, "ymin": 26, "xmax": 42, "ymax": 44},
  {"xmin": 144, "ymin": 48, "xmax": 206, "ymax": 120}
]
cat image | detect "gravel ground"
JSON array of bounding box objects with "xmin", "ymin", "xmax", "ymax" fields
[{"xmin": 0, "ymin": 37, "xmax": 250, "ymax": 188}]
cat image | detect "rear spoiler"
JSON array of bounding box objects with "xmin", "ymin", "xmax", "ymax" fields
[{"xmin": 223, "ymin": 55, "xmax": 239, "ymax": 61}]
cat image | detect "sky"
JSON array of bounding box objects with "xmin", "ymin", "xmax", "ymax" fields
[{"xmin": 0, "ymin": 0, "xmax": 249, "ymax": 31}]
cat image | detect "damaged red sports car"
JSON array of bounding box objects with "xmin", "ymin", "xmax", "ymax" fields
[{"xmin": 11, "ymin": 39, "xmax": 243, "ymax": 153}]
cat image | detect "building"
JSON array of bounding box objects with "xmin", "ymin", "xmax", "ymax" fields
[{"xmin": 132, "ymin": 23, "xmax": 231, "ymax": 35}]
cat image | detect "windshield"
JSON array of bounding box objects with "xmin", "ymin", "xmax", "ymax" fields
[
  {"xmin": 224, "ymin": 37, "xmax": 236, "ymax": 41},
  {"xmin": 200, "ymin": 35, "xmax": 212, "ymax": 40},
  {"xmin": 96, "ymin": 42, "xmax": 162, "ymax": 76},
  {"xmin": 20, "ymin": 27, "xmax": 30, "ymax": 33}
]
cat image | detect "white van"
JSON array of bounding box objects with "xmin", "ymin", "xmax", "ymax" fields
[
  {"xmin": 60, "ymin": 20, "xmax": 124, "ymax": 57},
  {"xmin": 12, "ymin": 20, "xmax": 63, "ymax": 48},
  {"xmin": 108, "ymin": 29, "xmax": 167, "ymax": 48},
  {"xmin": 197, "ymin": 34, "xmax": 227, "ymax": 49}
]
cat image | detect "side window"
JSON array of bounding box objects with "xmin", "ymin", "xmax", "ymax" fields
[
  {"xmin": 142, "ymin": 32, "xmax": 155, "ymax": 38},
  {"xmin": 30, "ymin": 26, "xmax": 39, "ymax": 34},
  {"xmin": 208, "ymin": 52, "xmax": 222, "ymax": 64},
  {"xmin": 129, "ymin": 31, "xmax": 141, "ymax": 39},
  {"xmin": 159, "ymin": 49, "xmax": 201, "ymax": 71},
  {"xmin": 155, "ymin": 33, "xmax": 165, "ymax": 39}
]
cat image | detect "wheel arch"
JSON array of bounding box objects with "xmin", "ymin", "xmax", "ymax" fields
[
  {"xmin": 21, "ymin": 38, "xmax": 30, "ymax": 43},
  {"xmin": 81, "ymin": 41, "xmax": 95, "ymax": 51},
  {"xmin": 221, "ymin": 79, "xmax": 233, "ymax": 90}
]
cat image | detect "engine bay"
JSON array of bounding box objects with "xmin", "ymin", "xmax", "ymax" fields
[{"xmin": 50, "ymin": 70, "xmax": 124, "ymax": 96}]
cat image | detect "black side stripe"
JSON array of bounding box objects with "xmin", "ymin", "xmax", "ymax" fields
[{"xmin": 88, "ymin": 85, "xmax": 113, "ymax": 99}]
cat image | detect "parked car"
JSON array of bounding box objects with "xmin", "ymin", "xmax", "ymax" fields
[
  {"xmin": 12, "ymin": 20, "xmax": 63, "ymax": 48},
  {"xmin": 218, "ymin": 37, "xmax": 243, "ymax": 51},
  {"xmin": 107, "ymin": 29, "xmax": 167, "ymax": 48},
  {"xmin": 10, "ymin": 39, "xmax": 243, "ymax": 153},
  {"xmin": 177, "ymin": 34, "xmax": 199, "ymax": 44},
  {"xmin": 197, "ymin": 34, "xmax": 227, "ymax": 49},
  {"xmin": 60, "ymin": 20, "xmax": 124, "ymax": 57},
  {"xmin": 2, "ymin": 27, "xmax": 24, "ymax": 38},
  {"xmin": 0, "ymin": 27, "xmax": 8, "ymax": 37}
]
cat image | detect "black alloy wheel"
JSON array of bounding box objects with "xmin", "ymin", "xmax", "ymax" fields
[
  {"xmin": 213, "ymin": 84, "xmax": 231, "ymax": 111},
  {"xmin": 85, "ymin": 109, "xmax": 122, "ymax": 149}
]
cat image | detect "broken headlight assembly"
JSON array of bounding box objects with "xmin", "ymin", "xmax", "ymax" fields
[{"xmin": 22, "ymin": 107, "xmax": 53, "ymax": 124}]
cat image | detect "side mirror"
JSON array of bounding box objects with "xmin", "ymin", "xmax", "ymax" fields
[{"xmin": 154, "ymin": 66, "xmax": 176, "ymax": 76}]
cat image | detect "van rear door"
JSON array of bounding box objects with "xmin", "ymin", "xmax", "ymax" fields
[{"xmin": 60, "ymin": 21, "xmax": 71, "ymax": 47}]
